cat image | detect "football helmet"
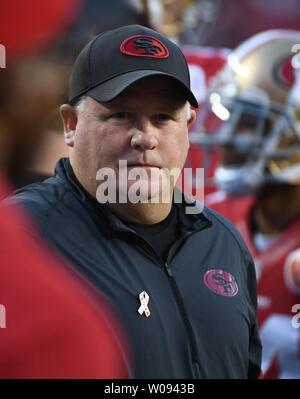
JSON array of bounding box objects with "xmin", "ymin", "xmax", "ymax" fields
[{"xmin": 190, "ymin": 29, "xmax": 300, "ymax": 196}]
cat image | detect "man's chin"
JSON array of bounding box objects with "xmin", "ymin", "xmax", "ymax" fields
[
  {"xmin": 95, "ymin": 177, "xmax": 173, "ymax": 205},
  {"xmin": 119, "ymin": 181, "xmax": 160, "ymax": 204}
]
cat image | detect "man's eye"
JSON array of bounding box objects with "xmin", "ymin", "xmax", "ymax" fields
[
  {"xmin": 156, "ymin": 114, "xmax": 171, "ymax": 121},
  {"xmin": 111, "ymin": 112, "xmax": 131, "ymax": 119}
]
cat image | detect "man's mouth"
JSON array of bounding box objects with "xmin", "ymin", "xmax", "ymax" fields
[{"xmin": 126, "ymin": 160, "xmax": 161, "ymax": 169}]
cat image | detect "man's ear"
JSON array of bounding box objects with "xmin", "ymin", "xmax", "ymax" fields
[
  {"xmin": 59, "ymin": 104, "xmax": 78, "ymax": 148},
  {"xmin": 187, "ymin": 109, "xmax": 197, "ymax": 130}
]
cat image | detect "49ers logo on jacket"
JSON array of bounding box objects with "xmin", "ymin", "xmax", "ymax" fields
[
  {"xmin": 120, "ymin": 35, "xmax": 169, "ymax": 58},
  {"xmin": 203, "ymin": 269, "xmax": 239, "ymax": 297}
]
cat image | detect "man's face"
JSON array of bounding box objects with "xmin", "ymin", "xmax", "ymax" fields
[{"xmin": 64, "ymin": 76, "xmax": 196, "ymax": 202}]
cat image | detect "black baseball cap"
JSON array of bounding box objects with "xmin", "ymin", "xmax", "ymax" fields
[{"xmin": 68, "ymin": 24, "xmax": 198, "ymax": 108}]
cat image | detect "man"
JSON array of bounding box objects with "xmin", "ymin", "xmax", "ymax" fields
[
  {"xmin": 21, "ymin": 0, "xmax": 225, "ymax": 193},
  {"xmin": 6, "ymin": 24, "xmax": 261, "ymax": 378},
  {"xmin": 195, "ymin": 30, "xmax": 300, "ymax": 378}
]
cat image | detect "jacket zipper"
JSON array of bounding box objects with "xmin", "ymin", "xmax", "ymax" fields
[
  {"xmin": 117, "ymin": 223, "xmax": 212, "ymax": 368},
  {"xmin": 126, "ymin": 234, "xmax": 200, "ymax": 366},
  {"xmin": 164, "ymin": 261, "xmax": 199, "ymax": 365}
]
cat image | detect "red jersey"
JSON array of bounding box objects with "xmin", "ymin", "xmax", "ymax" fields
[
  {"xmin": 179, "ymin": 46, "xmax": 230, "ymax": 200},
  {"xmin": 207, "ymin": 192, "xmax": 300, "ymax": 379},
  {"xmin": 0, "ymin": 175, "xmax": 130, "ymax": 378}
]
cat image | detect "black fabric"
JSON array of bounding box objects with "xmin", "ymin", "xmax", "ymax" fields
[
  {"xmin": 5, "ymin": 157, "xmax": 262, "ymax": 379},
  {"xmin": 10, "ymin": 172, "xmax": 52, "ymax": 190}
]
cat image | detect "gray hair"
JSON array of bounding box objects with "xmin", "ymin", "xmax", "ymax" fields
[{"xmin": 73, "ymin": 96, "xmax": 88, "ymax": 112}]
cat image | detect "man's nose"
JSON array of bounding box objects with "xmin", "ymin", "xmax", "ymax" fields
[{"xmin": 130, "ymin": 117, "xmax": 158, "ymax": 151}]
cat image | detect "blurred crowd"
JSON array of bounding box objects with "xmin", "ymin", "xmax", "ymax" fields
[{"xmin": 1, "ymin": 0, "xmax": 300, "ymax": 379}]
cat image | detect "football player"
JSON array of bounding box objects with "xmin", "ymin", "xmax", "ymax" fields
[{"xmin": 191, "ymin": 29, "xmax": 300, "ymax": 378}]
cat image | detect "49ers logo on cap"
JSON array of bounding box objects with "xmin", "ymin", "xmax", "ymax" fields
[
  {"xmin": 120, "ymin": 35, "xmax": 169, "ymax": 58},
  {"xmin": 203, "ymin": 269, "xmax": 239, "ymax": 297}
]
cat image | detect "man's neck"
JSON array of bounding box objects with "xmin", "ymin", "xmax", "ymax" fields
[
  {"xmin": 253, "ymin": 184, "xmax": 300, "ymax": 235},
  {"xmin": 106, "ymin": 201, "xmax": 173, "ymax": 224}
]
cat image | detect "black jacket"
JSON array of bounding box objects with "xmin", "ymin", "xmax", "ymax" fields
[{"xmin": 7, "ymin": 158, "xmax": 262, "ymax": 379}]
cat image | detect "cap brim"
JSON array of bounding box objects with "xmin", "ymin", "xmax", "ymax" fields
[{"xmin": 86, "ymin": 70, "xmax": 198, "ymax": 108}]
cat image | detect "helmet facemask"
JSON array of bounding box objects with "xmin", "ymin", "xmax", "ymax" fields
[{"xmin": 189, "ymin": 30, "xmax": 300, "ymax": 196}]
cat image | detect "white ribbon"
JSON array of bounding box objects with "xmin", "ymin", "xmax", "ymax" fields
[{"xmin": 138, "ymin": 291, "xmax": 150, "ymax": 317}]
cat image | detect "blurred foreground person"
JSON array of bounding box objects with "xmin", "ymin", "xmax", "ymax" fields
[
  {"xmin": 0, "ymin": 185, "xmax": 130, "ymax": 378},
  {"xmin": 0, "ymin": 0, "xmax": 130, "ymax": 379},
  {"xmin": 0, "ymin": 0, "xmax": 83, "ymax": 188},
  {"xmin": 193, "ymin": 30, "xmax": 300, "ymax": 378}
]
